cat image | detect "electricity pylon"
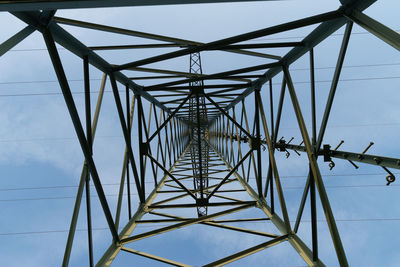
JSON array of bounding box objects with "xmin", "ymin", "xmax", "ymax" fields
[{"xmin": 1, "ymin": 0, "xmax": 399, "ymax": 266}]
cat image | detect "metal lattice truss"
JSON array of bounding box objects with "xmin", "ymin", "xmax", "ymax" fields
[{"xmin": 1, "ymin": 0, "xmax": 399, "ymax": 266}]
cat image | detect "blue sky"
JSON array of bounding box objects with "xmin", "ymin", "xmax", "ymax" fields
[{"xmin": 0, "ymin": 0, "xmax": 399, "ymax": 266}]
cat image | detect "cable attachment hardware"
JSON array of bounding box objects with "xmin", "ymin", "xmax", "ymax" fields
[
  {"xmin": 358, "ymin": 141, "xmax": 374, "ymax": 159},
  {"xmin": 276, "ymin": 137, "xmax": 286, "ymax": 152},
  {"xmin": 348, "ymin": 160, "xmax": 359, "ymax": 169},
  {"xmin": 285, "ymin": 137, "xmax": 294, "ymax": 158},
  {"xmin": 334, "ymin": 140, "xmax": 358, "ymax": 169},
  {"xmin": 275, "ymin": 137, "xmax": 293, "ymax": 158},
  {"xmin": 329, "ymin": 161, "xmax": 335, "ymax": 170},
  {"xmin": 287, "ymin": 137, "xmax": 294, "ymax": 145},
  {"xmin": 322, "ymin": 144, "xmax": 335, "ymax": 170},
  {"xmin": 334, "ymin": 140, "xmax": 344, "ymax": 151},
  {"xmin": 382, "ymin": 166, "xmax": 395, "ymax": 186},
  {"xmin": 330, "ymin": 140, "xmax": 343, "ymax": 170},
  {"xmin": 261, "ymin": 137, "xmax": 267, "ymax": 151},
  {"xmin": 293, "ymin": 140, "xmax": 303, "ymax": 156},
  {"xmin": 323, "ymin": 141, "xmax": 344, "ymax": 170}
]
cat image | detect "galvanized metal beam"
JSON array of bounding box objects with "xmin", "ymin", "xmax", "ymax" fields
[
  {"xmin": 344, "ymin": 9, "xmax": 400, "ymax": 51},
  {"xmin": 43, "ymin": 30, "xmax": 119, "ymax": 242},
  {"xmin": 0, "ymin": 25, "xmax": 35, "ymax": 57},
  {"xmin": 12, "ymin": 11, "xmax": 171, "ymax": 113},
  {"xmin": 0, "ymin": 0, "xmax": 278, "ymax": 11},
  {"xmin": 209, "ymin": 141, "xmax": 325, "ymax": 266},
  {"xmin": 96, "ymin": 144, "xmax": 191, "ymax": 267},
  {"xmin": 222, "ymin": 0, "xmax": 377, "ymax": 112},
  {"xmin": 62, "ymin": 74, "xmax": 107, "ymax": 267},
  {"xmin": 120, "ymin": 247, "xmax": 190, "ymax": 267},
  {"xmin": 115, "ymin": 10, "xmax": 342, "ymax": 70}
]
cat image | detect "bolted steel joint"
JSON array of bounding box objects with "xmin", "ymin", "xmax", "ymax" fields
[
  {"xmin": 251, "ymin": 137, "xmax": 261, "ymax": 150},
  {"xmin": 323, "ymin": 144, "xmax": 332, "ymax": 162},
  {"xmin": 140, "ymin": 142, "xmax": 149, "ymax": 155},
  {"xmin": 275, "ymin": 139, "xmax": 286, "ymax": 152},
  {"xmin": 190, "ymin": 87, "xmax": 204, "ymax": 96},
  {"xmin": 196, "ymin": 198, "xmax": 209, "ymax": 206}
]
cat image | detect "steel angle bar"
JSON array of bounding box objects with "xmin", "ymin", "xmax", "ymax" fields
[
  {"xmin": 62, "ymin": 73, "xmax": 107, "ymax": 267},
  {"xmin": 241, "ymin": 100, "xmax": 258, "ymax": 183},
  {"xmin": 53, "ymin": 16, "xmax": 199, "ymax": 46},
  {"xmin": 109, "ymin": 74, "xmax": 145, "ymax": 202},
  {"xmin": 293, "ymin": 21, "xmax": 352, "ymax": 235},
  {"xmin": 96, "ymin": 143, "xmax": 191, "ymax": 267},
  {"xmin": 283, "ymin": 66, "xmax": 348, "ymax": 266},
  {"xmin": 147, "ymin": 153, "xmax": 197, "ymax": 200},
  {"xmin": 207, "ymin": 149, "xmax": 253, "ymax": 200},
  {"xmin": 43, "ymin": 30, "xmax": 119, "ymax": 242},
  {"xmin": 148, "ymin": 94, "xmax": 192, "ymax": 142},
  {"xmin": 203, "ymin": 235, "xmax": 289, "ymax": 267},
  {"xmin": 115, "ymin": 95, "xmax": 136, "ymax": 230},
  {"xmin": 208, "ymin": 142, "xmax": 324, "ymax": 266},
  {"xmin": 256, "ymin": 90, "xmax": 291, "ymax": 232},
  {"xmin": 151, "ymin": 192, "xmax": 190, "ymax": 206},
  {"xmin": 232, "ymin": 107, "xmax": 246, "ymax": 179},
  {"xmin": 148, "ymin": 201, "xmax": 256, "ymax": 209},
  {"xmin": 1, "ymin": 0, "xmax": 278, "ymax": 11},
  {"xmin": 125, "ymin": 85, "xmax": 133, "ymax": 219},
  {"xmin": 211, "ymin": 218, "xmax": 269, "ymax": 223},
  {"xmin": 12, "ymin": 11, "xmax": 169, "ymax": 113},
  {"xmin": 121, "ymin": 247, "xmax": 190, "ymax": 267},
  {"xmin": 147, "ymin": 210, "xmax": 278, "ymax": 238},
  {"xmin": 222, "ymin": 0, "xmax": 377, "ymax": 113},
  {"xmin": 0, "ymin": 25, "xmax": 35, "ymax": 57},
  {"xmin": 207, "ymin": 86, "xmax": 250, "ymax": 95},
  {"xmin": 158, "ymin": 84, "xmax": 249, "ymax": 91},
  {"xmin": 310, "ymin": 48, "xmax": 318, "ymax": 261},
  {"xmin": 146, "ymin": 62, "xmax": 280, "ymax": 90},
  {"xmin": 54, "ymin": 16, "xmax": 280, "ymax": 60},
  {"xmin": 344, "ymin": 9, "xmax": 400, "ymax": 51},
  {"xmin": 121, "ymin": 203, "xmax": 254, "ymax": 244},
  {"xmin": 220, "ymin": 42, "xmax": 303, "ymax": 49},
  {"xmin": 90, "ymin": 43, "xmax": 181, "ymax": 50},
  {"xmin": 115, "ymin": 10, "xmax": 342, "ymax": 70},
  {"xmin": 211, "ymin": 194, "xmax": 245, "ymax": 203},
  {"xmin": 254, "ymin": 90, "xmax": 263, "ymax": 197},
  {"xmin": 83, "ymin": 55, "xmax": 94, "ymax": 267},
  {"xmin": 264, "ymin": 80, "xmax": 275, "ymax": 199},
  {"xmin": 205, "ymin": 94, "xmax": 252, "ymax": 138},
  {"xmin": 137, "ymin": 96, "xmax": 146, "ymax": 194},
  {"xmin": 137, "ymin": 218, "xmax": 190, "ymax": 223},
  {"xmin": 131, "ymin": 75, "xmax": 185, "ymax": 80},
  {"xmin": 128, "ymin": 67, "xmax": 249, "ymax": 83},
  {"xmin": 316, "ymin": 21, "xmax": 353, "ymax": 150}
]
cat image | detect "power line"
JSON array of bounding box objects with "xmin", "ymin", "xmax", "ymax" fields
[
  {"xmin": 0, "ymin": 62, "xmax": 398, "ymax": 87},
  {"xmin": 1, "ymin": 172, "xmax": 398, "ymax": 192},
  {"xmin": 1, "ymin": 183, "xmax": 398, "ymax": 202},
  {"xmin": 254, "ymin": 29, "xmax": 400, "ymax": 41},
  {"xmin": 0, "ymin": 120, "xmax": 399, "ymax": 144},
  {"xmin": 0, "ymin": 172, "xmax": 395, "ymax": 191},
  {"xmin": 2, "ymin": 217, "xmax": 400, "ymax": 236},
  {"xmin": 0, "ymin": 76, "xmax": 399, "ymax": 98},
  {"xmin": 0, "ymin": 135, "xmax": 130, "ymax": 143},
  {"xmin": 1, "ymin": 172, "xmax": 398, "ymax": 203},
  {"xmin": 6, "ymin": 29, "xmax": 400, "ymax": 53}
]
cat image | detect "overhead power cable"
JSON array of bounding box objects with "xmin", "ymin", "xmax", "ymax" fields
[
  {"xmin": 0, "ymin": 76, "xmax": 399, "ymax": 98},
  {"xmin": 0, "ymin": 62, "xmax": 398, "ymax": 86},
  {"xmin": 5, "ymin": 28, "xmax": 400, "ymax": 53},
  {"xmin": 2, "ymin": 217, "xmax": 400, "ymax": 236}
]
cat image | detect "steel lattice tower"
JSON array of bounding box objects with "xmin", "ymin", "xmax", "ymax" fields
[{"xmin": 1, "ymin": 0, "xmax": 399, "ymax": 266}]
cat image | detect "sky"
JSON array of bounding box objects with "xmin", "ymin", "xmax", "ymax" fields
[{"xmin": 0, "ymin": 0, "xmax": 399, "ymax": 266}]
